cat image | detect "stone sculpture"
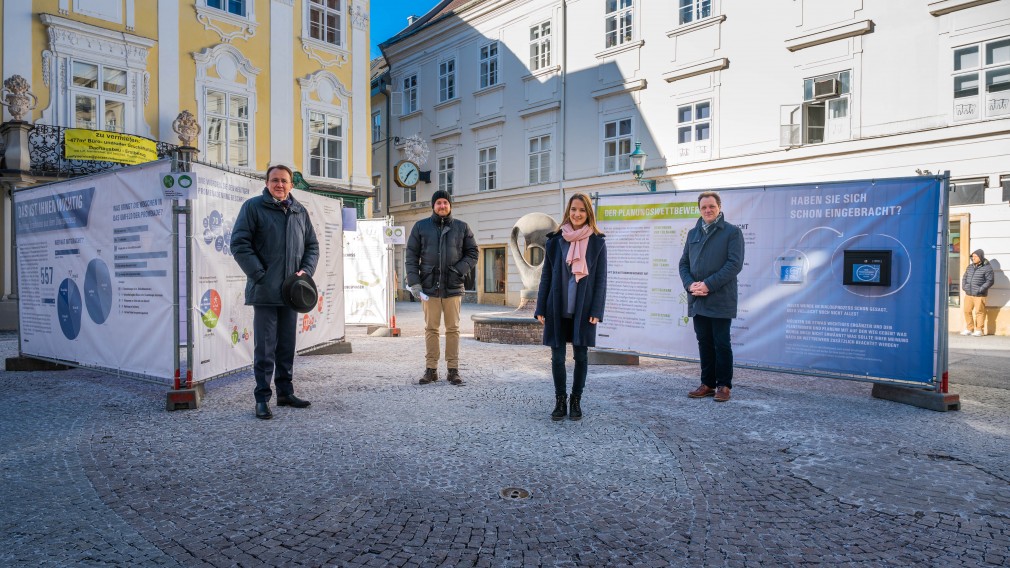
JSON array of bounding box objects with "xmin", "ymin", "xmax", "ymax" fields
[
  {"xmin": 508, "ymin": 212, "xmax": 559, "ymax": 302},
  {"xmin": 172, "ymin": 110, "xmax": 201, "ymax": 147},
  {"xmin": 1, "ymin": 75, "xmax": 38, "ymax": 122}
]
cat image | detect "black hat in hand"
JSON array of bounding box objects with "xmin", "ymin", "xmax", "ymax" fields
[{"xmin": 281, "ymin": 273, "xmax": 318, "ymax": 313}]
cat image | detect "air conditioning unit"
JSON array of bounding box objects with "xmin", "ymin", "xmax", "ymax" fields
[{"xmin": 813, "ymin": 78, "xmax": 839, "ymax": 99}]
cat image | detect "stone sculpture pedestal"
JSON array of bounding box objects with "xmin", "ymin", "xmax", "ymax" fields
[
  {"xmin": 472, "ymin": 290, "xmax": 542, "ymax": 344},
  {"xmin": 472, "ymin": 212, "xmax": 556, "ymax": 345}
]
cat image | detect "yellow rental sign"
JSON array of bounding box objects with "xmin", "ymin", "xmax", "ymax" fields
[{"xmin": 64, "ymin": 128, "xmax": 158, "ymax": 165}]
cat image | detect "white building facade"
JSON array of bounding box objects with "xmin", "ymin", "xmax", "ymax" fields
[{"xmin": 377, "ymin": 0, "xmax": 1010, "ymax": 333}]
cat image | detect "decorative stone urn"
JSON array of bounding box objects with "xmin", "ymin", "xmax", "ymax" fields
[
  {"xmin": 472, "ymin": 212, "xmax": 559, "ymax": 344},
  {"xmin": 172, "ymin": 110, "xmax": 201, "ymax": 147},
  {"xmin": 1, "ymin": 75, "xmax": 38, "ymax": 122}
]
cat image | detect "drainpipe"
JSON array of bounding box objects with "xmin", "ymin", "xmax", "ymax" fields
[
  {"xmin": 558, "ymin": 0, "xmax": 568, "ymax": 216},
  {"xmin": 384, "ymin": 78, "xmax": 392, "ymax": 217}
]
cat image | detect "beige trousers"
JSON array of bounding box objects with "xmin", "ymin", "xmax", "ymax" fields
[
  {"xmin": 423, "ymin": 295, "xmax": 462, "ymax": 369},
  {"xmin": 963, "ymin": 295, "xmax": 987, "ymax": 333}
]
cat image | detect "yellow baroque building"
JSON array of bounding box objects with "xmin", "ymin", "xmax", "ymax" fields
[{"xmin": 0, "ymin": 0, "xmax": 374, "ymax": 326}]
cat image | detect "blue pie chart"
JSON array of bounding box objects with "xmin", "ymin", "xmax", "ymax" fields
[
  {"xmin": 84, "ymin": 259, "xmax": 113, "ymax": 324},
  {"xmin": 58, "ymin": 278, "xmax": 83, "ymax": 340}
]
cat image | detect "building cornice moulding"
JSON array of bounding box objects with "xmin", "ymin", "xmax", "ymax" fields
[
  {"xmin": 595, "ymin": 39, "xmax": 645, "ymax": 61},
  {"xmin": 433, "ymin": 98, "xmax": 461, "ymax": 111},
  {"xmin": 666, "ymin": 15, "xmax": 726, "ymax": 38},
  {"xmin": 470, "ymin": 114, "xmax": 506, "ymax": 130},
  {"xmin": 432, "ymin": 127, "xmax": 463, "ymax": 141},
  {"xmin": 928, "ymin": 0, "xmax": 999, "ymax": 15},
  {"xmin": 591, "ymin": 79, "xmax": 647, "ymax": 100},
  {"xmin": 662, "ymin": 57, "xmax": 729, "ymax": 83},
  {"xmin": 518, "ymin": 101, "xmax": 560, "ymax": 118},
  {"xmin": 522, "ymin": 65, "xmax": 562, "ymax": 83},
  {"xmin": 784, "ymin": 19, "xmax": 873, "ymax": 52},
  {"xmin": 473, "ymin": 83, "xmax": 507, "ymax": 97}
]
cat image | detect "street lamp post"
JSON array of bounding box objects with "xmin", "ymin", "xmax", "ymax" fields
[{"xmin": 628, "ymin": 142, "xmax": 656, "ymax": 191}]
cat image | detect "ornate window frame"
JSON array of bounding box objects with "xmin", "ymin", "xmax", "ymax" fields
[
  {"xmin": 195, "ymin": 0, "xmax": 258, "ymax": 44},
  {"xmin": 298, "ymin": 70, "xmax": 351, "ymax": 184},
  {"xmin": 193, "ymin": 44, "xmax": 260, "ymax": 170},
  {"xmin": 301, "ymin": 0, "xmax": 350, "ymax": 68},
  {"xmin": 40, "ymin": 14, "xmax": 154, "ymax": 137}
]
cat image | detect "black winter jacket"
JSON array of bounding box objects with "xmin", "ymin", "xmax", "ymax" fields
[
  {"xmin": 230, "ymin": 189, "xmax": 319, "ymax": 306},
  {"xmin": 962, "ymin": 255, "xmax": 994, "ymax": 297},
  {"xmin": 405, "ymin": 213, "xmax": 478, "ymax": 298},
  {"xmin": 535, "ymin": 232, "xmax": 608, "ymax": 348}
]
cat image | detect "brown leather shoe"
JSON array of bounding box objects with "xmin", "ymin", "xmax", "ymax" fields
[
  {"xmin": 714, "ymin": 386, "xmax": 731, "ymax": 402},
  {"xmin": 688, "ymin": 384, "xmax": 715, "ymax": 398}
]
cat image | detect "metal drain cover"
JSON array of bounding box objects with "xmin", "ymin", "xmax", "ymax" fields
[{"xmin": 499, "ymin": 487, "xmax": 531, "ymax": 500}]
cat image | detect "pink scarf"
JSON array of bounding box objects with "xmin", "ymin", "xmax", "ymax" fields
[{"xmin": 561, "ymin": 223, "xmax": 593, "ymax": 282}]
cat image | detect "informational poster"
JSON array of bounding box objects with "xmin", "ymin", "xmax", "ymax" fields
[
  {"xmin": 595, "ymin": 177, "xmax": 942, "ymax": 384},
  {"xmin": 64, "ymin": 128, "xmax": 158, "ymax": 165},
  {"xmin": 344, "ymin": 219, "xmax": 389, "ymax": 326},
  {"xmin": 15, "ymin": 160, "xmax": 174, "ymax": 379},
  {"xmin": 189, "ymin": 165, "xmax": 345, "ymax": 382},
  {"xmin": 298, "ymin": 192, "xmax": 346, "ymax": 349}
]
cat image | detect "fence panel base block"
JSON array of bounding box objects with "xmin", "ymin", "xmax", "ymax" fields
[
  {"xmin": 6, "ymin": 356, "xmax": 73, "ymax": 371},
  {"xmin": 871, "ymin": 383, "xmax": 961, "ymax": 412},
  {"xmin": 302, "ymin": 341, "xmax": 352, "ymax": 356},
  {"xmin": 589, "ymin": 351, "xmax": 640, "ymax": 366},
  {"xmin": 367, "ymin": 323, "xmax": 397, "ymax": 335},
  {"xmin": 166, "ymin": 383, "xmax": 205, "ymax": 411}
]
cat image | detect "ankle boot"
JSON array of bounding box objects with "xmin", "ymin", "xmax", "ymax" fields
[
  {"xmin": 551, "ymin": 395, "xmax": 567, "ymax": 421},
  {"xmin": 569, "ymin": 395, "xmax": 582, "ymax": 420}
]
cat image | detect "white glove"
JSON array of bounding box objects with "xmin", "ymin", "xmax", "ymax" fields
[{"xmin": 409, "ymin": 284, "xmax": 427, "ymax": 301}]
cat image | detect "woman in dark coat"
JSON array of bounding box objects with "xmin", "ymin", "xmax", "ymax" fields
[{"xmin": 535, "ymin": 193, "xmax": 608, "ymax": 421}]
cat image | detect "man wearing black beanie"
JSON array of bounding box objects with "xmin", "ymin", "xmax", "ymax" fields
[{"xmin": 405, "ymin": 190, "xmax": 478, "ymax": 385}]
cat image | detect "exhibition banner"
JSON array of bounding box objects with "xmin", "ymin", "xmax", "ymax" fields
[
  {"xmin": 64, "ymin": 128, "xmax": 159, "ymax": 165},
  {"xmin": 344, "ymin": 219, "xmax": 389, "ymax": 325},
  {"xmin": 189, "ymin": 165, "xmax": 345, "ymax": 382},
  {"xmin": 15, "ymin": 160, "xmax": 174, "ymax": 379},
  {"xmin": 595, "ymin": 177, "xmax": 942, "ymax": 384}
]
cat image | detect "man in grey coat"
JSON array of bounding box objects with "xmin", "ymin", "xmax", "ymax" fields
[
  {"xmin": 231, "ymin": 164, "xmax": 319, "ymax": 420},
  {"xmin": 679, "ymin": 191, "xmax": 745, "ymax": 402},
  {"xmin": 961, "ymin": 249, "xmax": 994, "ymax": 337}
]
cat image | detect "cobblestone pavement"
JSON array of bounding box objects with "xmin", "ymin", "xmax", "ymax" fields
[{"xmin": 1, "ymin": 302, "xmax": 1008, "ymax": 567}]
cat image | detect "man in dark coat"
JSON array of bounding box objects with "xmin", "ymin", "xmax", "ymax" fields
[
  {"xmin": 679, "ymin": 191, "xmax": 745, "ymax": 402},
  {"xmin": 961, "ymin": 249, "xmax": 994, "ymax": 337},
  {"xmin": 405, "ymin": 190, "xmax": 478, "ymax": 385},
  {"xmin": 231, "ymin": 164, "xmax": 319, "ymax": 419}
]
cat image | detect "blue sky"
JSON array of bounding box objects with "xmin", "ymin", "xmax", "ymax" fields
[{"xmin": 370, "ymin": 0, "xmax": 442, "ymax": 58}]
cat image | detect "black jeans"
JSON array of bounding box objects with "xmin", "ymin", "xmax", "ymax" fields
[
  {"xmin": 550, "ymin": 317, "xmax": 588, "ymax": 397},
  {"xmin": 693, "ymin": 314, "xmax": 733, "ymax": 389},
  {"xmin": 253, "ymin": 305, "xmax": 299, "ymax": 402}
]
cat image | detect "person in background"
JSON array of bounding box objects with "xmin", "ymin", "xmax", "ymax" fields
[
  {"xmin": 961, "ymin": 249, "xmax": 994, "ymax": 337},
  {"xmin": 405, "ymin": 190, "xmax": 479, "ymax": 385},
  {"xmin": 231, "ymin": 164, "xmax": 319, "ymax": 420},
  {"xmin": 679, "ymin": 191, "xmax": 745, "ymax": 403},
  {"xmin": 535, "ymin": 193, "xmax": 608, "ymax": 421}
]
